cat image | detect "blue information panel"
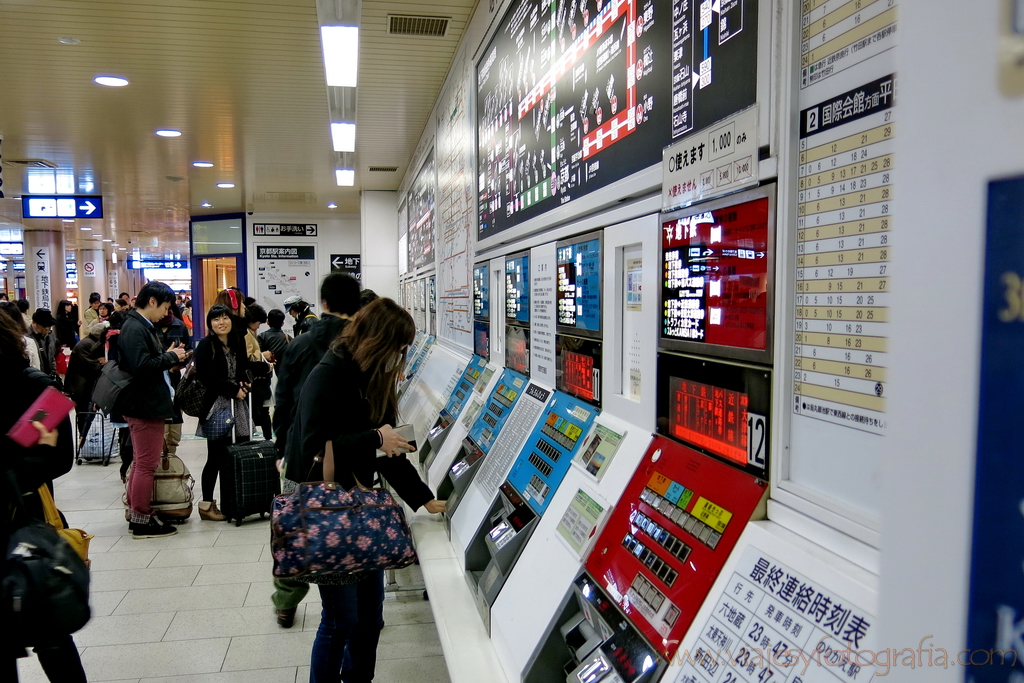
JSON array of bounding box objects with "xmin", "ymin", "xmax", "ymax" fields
[
  {"xmin": 474, "ymin": 264, "xmax": 490, "ymax": 320},
  {"xmin": 966, "ymin": 175, "xmax": 1024, "ymax": 682},
  {"xmin": 441, "ymin": 355, "xmax": 488, "ymax": 421},
  {"xmin": 22, "ymin": 195, "xmax": 103, "ymax": 219},
  {"xmin": 507, "ymin": 391, "xmax": 598, "ymax": 515},
  {"xmin": 468, "ymin": 369, "xmax": 529, "ymax": 453},
  {"xmin": 556, "ymin": 237, "xmax": 602, "ymax": 332},
  {"xmin": 128, "ymin": 259, "xmax": 188, "ymax": 270},
  {"xmin": 505, "ymin": 254, "xmax": 530, "ymax": 323}
]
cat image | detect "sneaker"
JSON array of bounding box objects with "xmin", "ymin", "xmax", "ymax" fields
[
  {"xmin": 277, "ymin": 608, "xmax": 297, "ymax": 628},
  {"xmin": 129, "ymin": 517, "xmax": 179, "ymax": 539}
]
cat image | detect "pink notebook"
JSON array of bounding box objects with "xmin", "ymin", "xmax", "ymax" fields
[{"xmin": 6, "ymin": 386, "xmax": 75, "ymax": 448}]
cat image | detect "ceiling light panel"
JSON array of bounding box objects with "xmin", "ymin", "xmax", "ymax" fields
[
  {"xmin": 321, "ymin": 26, "xmax": 358, "ymax": 87},
  {"xmin": 335, "ymin": 169, "xmax": 354, "ymax": 186},
  {"xmin": 331, "ymin": 122, "xmax": 356, "ymax": 152},
  {"xmin": 94, "ymin": 76, "xmax": 128, "ymax": 87}
]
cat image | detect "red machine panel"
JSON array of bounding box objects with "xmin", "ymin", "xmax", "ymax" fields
[{"xmin": 585, "ymin": 436, "xmax": 766, "ymax": 659}]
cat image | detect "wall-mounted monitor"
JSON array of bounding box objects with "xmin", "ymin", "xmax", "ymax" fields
[
  {"xmin": 656, "ymin": 351, "xmax": 771, "ymax": 478},
  {"xmin": 556, "ymin": 231, "xmax": 602, "ymax": 337},
  {"xmin": 475, "ymin": 0, "xmax": 759, "ymax": 241},
  {"xmin": 473, "ymin": 263, "xmax": 490, "ymax": 321},
  {"xmin": 505, "ymin": 252, "xmax": 530, "ymax": 324},
  {"xmin": 660, "ymin": 184, "xmax": 775, "ymax": 365}
]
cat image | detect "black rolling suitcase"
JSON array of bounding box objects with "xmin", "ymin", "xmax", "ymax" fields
[{"xmin": 220, "ymin": 397, "xmax": 280, "ymax": 526}]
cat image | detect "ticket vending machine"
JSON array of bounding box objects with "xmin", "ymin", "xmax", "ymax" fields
[
  {"xmin": 438, "ymin": 368, "xmax": 529, "ymax": 523},
  {"xmin": 421, "ymin": 354, "xmax": 489, "ymax": 467},
  {"xmin": 555, "ymin": 231, "xmax": 604, "ymax": 407},
  {"xmin": 505, "ymin": 251, "xmax": 531, "ymax": 375},
  {"xmin": 524, "ymin": 573, "xmax": 665, "ymax": 683},
  {"xmin": 398, "ymin": 333, "xmax": 435, "ymax": 398},
  {"xmin": 465, "ymin": 390, "xmax": 598, "ymax": 630}
]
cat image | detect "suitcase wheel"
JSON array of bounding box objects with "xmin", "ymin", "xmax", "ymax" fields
[
  {"xmin": 76, "ymin": 458, "xmax": 82, "ymax": 466},
  {"xmin": 235, "ymin": 519, "xmax": 242, "ymax": 527}
]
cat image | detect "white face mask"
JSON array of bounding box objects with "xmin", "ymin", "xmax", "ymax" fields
[{"xmin": 385, "ymin": 351, "xmax": 403, "ymax": 373}]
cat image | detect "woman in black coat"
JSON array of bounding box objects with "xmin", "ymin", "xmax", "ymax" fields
[
  {"xmin": 0, "ymin": 305, "xmax": 86, "ymax": 682},
  {"xmin": 54, "ymin": 299, "xmax": 78, "ymax": 349},
  {"xmin": 193, "ymin": 304, "xmax": 250, "ymax": 521},
  {"xmin": 285, "ymin": 298, "xmax": 445, "ymax": 683}
]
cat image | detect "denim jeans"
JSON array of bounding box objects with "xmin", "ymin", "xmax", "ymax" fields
[{"xmin": 310, "ymin": 572, "xmax": 385, "ymax": 683}]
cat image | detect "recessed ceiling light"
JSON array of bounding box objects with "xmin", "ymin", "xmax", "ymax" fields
[
  {"xmin": 62, "ymin": 219, "xmax": 74, "ymax": 223},
  {"xmin": 80, "ymin": 226, "xmax": 91, "ymax": 231},
  {"xmin": 320, "ymin": 26, "xmax": 359, "ymax": 87},
  {"xmin": 331, "ymin": 122, "xmax": 356, "ymax": 152},
  {"xmin": 335, "ymin": 169, "xmax": 355, "ymax": 186},
  {"xmin": 216, "ymin": 182, "xmax": 234, "ymax": 188},
  {"xmin": 102, "ymin": 239, "xmax": 112, "ymax": 242},
  {"xmin": 92, "ymin": 234, "xmax": 102, "ymax": 237},
  {"xmin": 201, "ymin": 202, "xmax": 212, "ymax": 208},
  {"xmin": 94, "ymin": 75, "xmax": 129, "ymax": 87},
  {"xmin": 327, "ymin": 203, "xmax": 338, "ymax": 209},
  {"xmin": 118, "ymin": 247, "xmax": 126, "ymax": 251},
  {"xmin": 58, "ymin": 36, "xmax": 81, "ymax": 45},
  {"xmin": 155, "ymin": 130, "xmax": 182, "ymax": 137},
  {"xmin": 192, "ymin": 161, "xmax": 214, "ymax": 168}
]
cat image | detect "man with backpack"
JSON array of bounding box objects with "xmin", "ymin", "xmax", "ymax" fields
[{"xmin": 117, "ymin": 281, "xmax": 187, "ymax": 539}]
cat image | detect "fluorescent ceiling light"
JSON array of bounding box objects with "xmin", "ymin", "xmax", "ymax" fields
[
  {"xmin": 192, "ymin": 161, "xmax": 214, "ymax": 168},
  {"xmin": 331, "ymin": 122, "xmax": 356, "ymax": 152},
  {"xmin": 335, "ymin": 169, "xmax": 355, "ymax": 186},
  {"xmin": 201, "ymin": 202, "xmax": 212, "ymax": 208},
  {"xmin": 216, "ymin": 182, "xmax": 234, "ymax": 188},
  {"xmin": 155, "ymin": 129, "xmax": 181, "ymax": 137},
  {"xmin": 92, "ymin": 234, "xmax": 102, "ymax": 237},
  {"xmin": 321, "ymin": 26, "xmax": 359, "ymax": 87},
  {"xmin": 62, "ymin": 219, "xmax": 74, "ymax": 223},
  {"xmin": 94, "ymin": 75, "xmax": 129, "ymax": 87},
  {"xmin": 102, "ymin": 239, "xmax": 112, "ymax": 242},
  {"xmin": 118, "ymin": 247, "xmax": 126, "ymax": 250},
  {"xmin": 80, "ymin": 226, "xmax": 91, "ymax": 231},
  {"xmin": 327, "ymin": 203, "xmax": 338, "ymax": 209}
]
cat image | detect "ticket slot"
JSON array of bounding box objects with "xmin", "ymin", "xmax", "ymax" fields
[
  {"xmin": 656, "ymin": 351, "xmax": 772, "ymax": 478},
  {"xmin": 523, "ymin": 573, "xmax": 665, "ymax": 683},
  {"xmin": 585, "ymin": 436, "xmax": 767, "ymax": 660},
  {"xmin": 465, "ymin": 482, "xmax": 540, "ymax": 632},
  {"xmin": 439, "ymin": 437, "xmax": 487, "ymax": 535}
]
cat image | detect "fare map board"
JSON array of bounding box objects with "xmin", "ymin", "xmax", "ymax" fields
[
  {"xmin": 794, "ymin": 0, "xmax": 897, "ymax": 435},
  {"xmin": 557, "ymin": 236, "xmax": 602, "ymax": 332},
  {"xmin": 476, "ymin": 0, "xmax": 758, "ymax": 239},
  {"xmin": 661, "ymin": 195, "xmax": 770, "ymax": 353}
]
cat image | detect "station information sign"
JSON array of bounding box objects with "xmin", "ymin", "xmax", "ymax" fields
[
  {"xmin": 476, "ymin": 0, "xmax": 758, "ymax": 240},
  {"xmin": 506, "ymin": 391, "xmax": 598, "ymax": 515},
  {"xmin": 467, "ymin": 369, "xmax": 529, "ymax": 453},
  {"xmin": 661, "ymin": 189, "xmax": 773, "ymax": 362},
  {"xmin": 505, "ymin": 253, "xmax": 530, "ymax": 323},
  {"xmin": 22, "ymin": 195, "xmax": 103, "ymax": 219},
  {"xmin": 556, "ymin": 235, "xmax": 602, "ymax": 334},
  {"xmin": 584, "ymin": 436, "xmax": 766, "ymax": 659}
]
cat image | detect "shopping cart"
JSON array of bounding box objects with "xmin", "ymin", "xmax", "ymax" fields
[{"xmin": 76, "ymin": 410, "xmax": 121, "ymax": 466}]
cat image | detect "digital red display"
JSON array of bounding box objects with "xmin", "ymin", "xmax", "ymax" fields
[
  {"xmin": 506, "ymin": 326, "xmax": 530, "ymax": 375},
  {"xmin": 669, "ymin": 377, "xmax": 748, "ymax": 466},
  {"xmin": 661, "ymin": 196, "xmax": 770, "ymax": 351},
  {"xmin": 563, "ymin": 350, "xmax": 595, "ymax": 402}
]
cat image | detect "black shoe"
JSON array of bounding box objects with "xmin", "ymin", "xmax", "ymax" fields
[
  {"xmin": 129, "ymin": 517, "xmax": 179, "ymax": 539},
  {"xmin": 277, "ymin": 608, "xmax": 297, "ymax": 628}
]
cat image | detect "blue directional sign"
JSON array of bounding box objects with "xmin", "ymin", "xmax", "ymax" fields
[
  {"xmin": 128, "ymin": 259, "xmax": 188, "ymax": 270},
  {"xmin": 22, "ymin": 195, "xmax": 104, "ymax": 219}
]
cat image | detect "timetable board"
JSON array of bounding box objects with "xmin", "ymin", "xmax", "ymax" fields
[
  {"xmin": 585, "ymin": 436, "xmax": 766, "ymax": 659},
  {"xmin": 475, "ymin": 0, "xmax": 759, "ymax": 240},
  {"xmin": 794, "ymin": 0, "xmax": 897, "ymax": 436},
  {"xmin": 468, "ymin": 369, "xmax": 530, "ymax": 453},
  {"xmin": 660, "ymin": 186, "xmax": 775, "ymax": 364},
  {"xmin": 507, "ymin": 390, "xmax": 599, "ymax": 515},
  {"xmin": 556, "ymin": 233, "xmax": 603, "ymax": 335}
]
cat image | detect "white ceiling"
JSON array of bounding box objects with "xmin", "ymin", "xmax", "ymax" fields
[{"xmin": 0, "ymin": 0, "xmax": 476, "ymax": 256}]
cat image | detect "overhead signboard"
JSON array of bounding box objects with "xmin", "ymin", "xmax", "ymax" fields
[
  {"xmin": 22, "ymin": 195, "xmax": 103, "ymax": 219},
  {"xmin": 330, "ymin": 254, "xmax": 362, "ymax": 282},
  {"xmin": 128, "ymin": 259, "xmax": 188, "ymax": 270},
  {"xmin": 252, "ymin": 223, "xmax": 317, "ymax": 236}
]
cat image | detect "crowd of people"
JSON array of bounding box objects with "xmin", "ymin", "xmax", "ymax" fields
[{"xmin": 2, "ymin": 275, "xmax": 446, "ymax": 683}]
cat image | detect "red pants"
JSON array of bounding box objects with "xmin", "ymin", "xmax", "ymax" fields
[{"xmin": 125, "ymin": 417, "xmax": 165, "ymax": 521}]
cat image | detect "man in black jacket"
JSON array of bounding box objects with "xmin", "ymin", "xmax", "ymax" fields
[
  {"xmin": 118, "ymin": 281, "xmax": 187, "ymax": 539},
  {"xmin": 270, "ymin": 273, "xmax": 359, "ymax": 627}
]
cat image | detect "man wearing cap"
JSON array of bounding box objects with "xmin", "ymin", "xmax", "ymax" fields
[
  {"xmin": 26, "ymin": 308, "xmax": 58, "ymax": 378},
  {"xmin": 283, "ymin": 296, "xmax": 317, "ymax": 336}
]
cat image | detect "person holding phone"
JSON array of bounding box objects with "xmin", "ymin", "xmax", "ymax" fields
[
  {"xmin": 193, "ymin": 304, "xmax": 251, "ymax": 521},
  {"xmin": 285, "ymin": 298, "xmax": 445, "ymax": 682}
]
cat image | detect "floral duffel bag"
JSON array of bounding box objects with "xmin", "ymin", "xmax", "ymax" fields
[{"xmin": 271, "ymin": 480, "xmax": 417, "ymax": 579}]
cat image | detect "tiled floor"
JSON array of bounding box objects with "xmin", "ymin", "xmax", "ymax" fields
[{"xmin": 18, "ymin": 418, "xmax": 452, "ymax": 683}]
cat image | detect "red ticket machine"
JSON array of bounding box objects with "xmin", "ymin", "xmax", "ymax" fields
[{"xmin": 585, "ymin": 436, "xmax": 767, "ymax": 659}]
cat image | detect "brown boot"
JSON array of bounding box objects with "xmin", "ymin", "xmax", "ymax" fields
[{"xmin": 198, "ymin": 500, "xmax": 226, "ymax": 521}]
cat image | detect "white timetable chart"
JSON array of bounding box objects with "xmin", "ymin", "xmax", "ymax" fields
[
  {"xmin": 673, "ymin": 545, "xmax": 878, "ymax": 683},
  {"xmin": 794, "ymin": 76, "xmax": 892, "ymax": 434},
  {"xmin": 800, "ymin": 0, "xmax": 897, "ymax": 90}
]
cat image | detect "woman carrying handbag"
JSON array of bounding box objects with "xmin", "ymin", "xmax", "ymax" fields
[{"xmin": 282, "ymin": 298, "xmax": 445, "ymax": 683}]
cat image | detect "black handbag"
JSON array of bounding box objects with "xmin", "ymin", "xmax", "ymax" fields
[
  {"xmin": 91, "ymin": 360, "xmax": 133, "ymax": 413},
  {"xmin": 174, "ymin": 360, "xmax": 206, "ymax": 417}
]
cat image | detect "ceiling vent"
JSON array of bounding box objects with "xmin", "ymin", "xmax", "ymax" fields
[
  {"xmin": 255, "ymin": 191, "xmax": 317, "ymax": 203},
  {"xmin": 3, "ymin": 158, "xmax": 57, "ymax": 168},
  {"xmin": 387, "ymin": 15, "xmax": 450, "ymax": 37},
  {"xmin": 368, "ymin": 166, "xmax": 399, "ymax": 173}
]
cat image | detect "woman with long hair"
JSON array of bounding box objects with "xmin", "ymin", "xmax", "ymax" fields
[
  {"xmin": 192, "ymin": 304, "xmax": 250, "ymax": 521},
  {"xmin": 0, "ymin": 305, "xmax": 87, "ymax": 682},
  {"xmin": 284, "ymin": 298, "xmax": 445, "ymax": 683},
  {"xmin": 54, "ymin": 299, "xmax": 77, "ymax": 348}
]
